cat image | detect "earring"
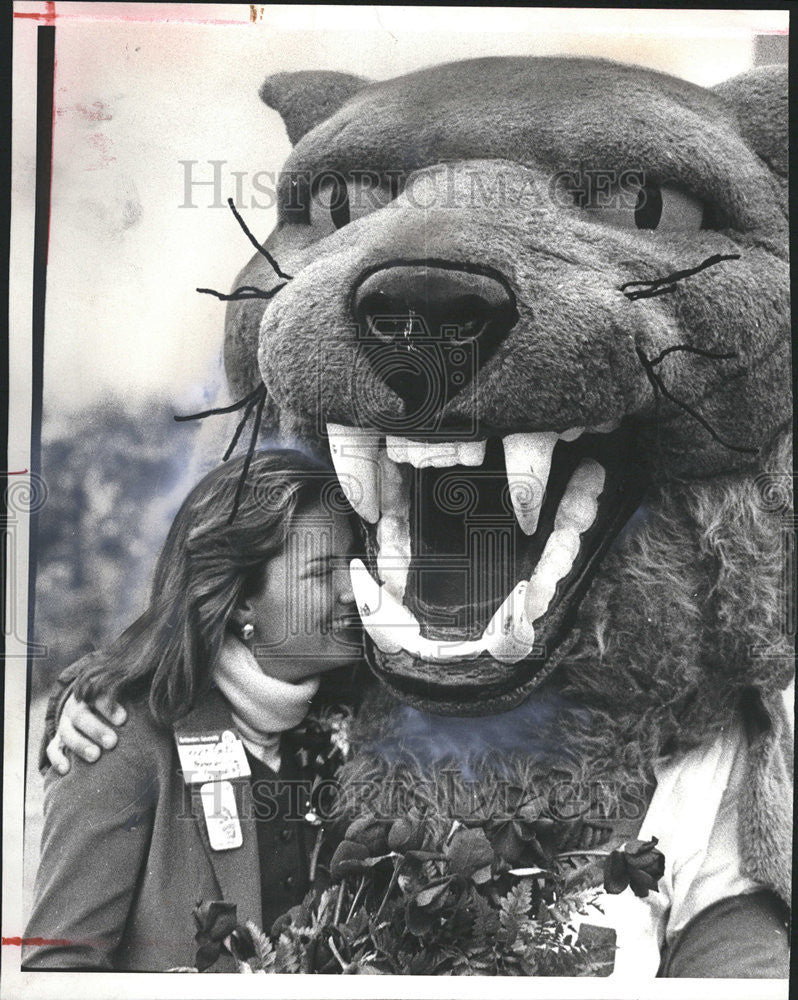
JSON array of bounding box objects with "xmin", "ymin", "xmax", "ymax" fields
[{"xmin": 240, "ymin": 623, "xmax": 255, "ymax": 641}]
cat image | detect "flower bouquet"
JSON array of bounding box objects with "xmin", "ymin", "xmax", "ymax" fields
[{"xmin": 182, "ymin": 805, "xmax": 665, "ymax": 976}]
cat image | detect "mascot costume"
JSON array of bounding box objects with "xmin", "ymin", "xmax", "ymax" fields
[{"xmin": 224, "ymin": 57, "xmax": 792, "ymax": 978}]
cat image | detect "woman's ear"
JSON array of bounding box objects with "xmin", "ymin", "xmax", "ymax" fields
[{"xmin": 229, "ymin": 599, "xmax": 254, "ymax": 632}]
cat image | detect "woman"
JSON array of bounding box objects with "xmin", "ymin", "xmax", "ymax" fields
[{"xmin": 24, "ymin": 450, "xmax": 363, "ymax": 971}]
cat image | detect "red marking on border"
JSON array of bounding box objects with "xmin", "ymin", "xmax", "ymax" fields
[
  {"xmin": 14, "ymin": 1, "xmax": 56, "ymax": 24},
  {"xmin": 5, "ymin": 470, "xmax": 29, "ymax": 475},
  {"xmin": 3, "ymin": 936, "xmax": 73, "ymax": 947},
  {"xmin": 14, "ymin": 4, "xmax": 248, "ymax": 25}
]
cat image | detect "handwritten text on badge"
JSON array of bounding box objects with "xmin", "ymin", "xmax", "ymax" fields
[{"xmin": 176, "ymin": 729, "xmax": 251, "ymax": 784}]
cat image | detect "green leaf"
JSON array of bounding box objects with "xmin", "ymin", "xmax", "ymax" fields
[
  {"xmin": 404, "ymin": 849, "xmax": 446, "ymax": 863},
  {"xmin": 343, "ymin": 908, "xmax": 369, "ymax": 939},
  {"xmin": 414, "ymin": 878, "xmax": 452, "ymax": 908},
  {"xmin": 445, "ymin": 827, "xmax": 495, "ymax": 878},
  {"xmin": 469, "ymin": 892, "xmax": 499, "ymax": 948},
  {"xmin": 406, "ymin": 899, "xmax": 436, "ymax": 936},
  {"xmin": 502, "ymin": 880, "xmax": 533, "ymax": 916},
  {"xmin": 470, "ymin": 864, "xmax": 493, "ymax": 885},
  {"xmin": 498, "ymin": 881, "xmax": 533, "ymax": 948},
  {"xmin": 194, "ymin": 942, "xmax": 222, "ymax": 972},
  {"xmin": 244, "ymin": 919, "xmax": 275, "ymax": 970},
  {"xmin": 275, "ymin": 932, "xmax": 302, "ymax": 974}
]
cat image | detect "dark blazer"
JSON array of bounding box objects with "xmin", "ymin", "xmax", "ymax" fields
[{"xmin": 24, "ymin": 689, "xmax": 286, "ymax": 971}]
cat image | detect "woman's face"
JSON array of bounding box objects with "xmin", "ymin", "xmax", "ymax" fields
[{"xmin": 240, "ymin": 503, "xmax": 362, "ymax": 683}]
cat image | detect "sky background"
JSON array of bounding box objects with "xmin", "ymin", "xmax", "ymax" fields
[{"xmin": 12, "ymin": 4, "xmax": 790, "ymax": 415}]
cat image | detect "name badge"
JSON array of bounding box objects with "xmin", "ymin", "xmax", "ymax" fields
[
  {"xmin": 176, "ymin": 729, "xmax": 251, "ymax": 784},
  {"xmin": 199, "ymin": 780, "xmax": 243, "ymax": 851}
]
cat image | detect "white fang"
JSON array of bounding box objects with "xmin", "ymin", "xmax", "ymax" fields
[
  {"xmin": 326, "ymin": 423, "xmax": 380, "ymax": 523},
  {"xmin": 503, "ymin": 431, "xmax": 558, "ymax": 535}
]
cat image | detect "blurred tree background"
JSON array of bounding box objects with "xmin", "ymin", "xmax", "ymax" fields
[{"xmin": 30, "ymin": 398, "xmax": 203, "ymax": 698}]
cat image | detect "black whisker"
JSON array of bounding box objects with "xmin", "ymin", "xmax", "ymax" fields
[
  {"xmin": 648, "ymin": 344, "xmax": 738, "ymax": 367},
  {"xmin": 227, "ymin": 198, "xmax": 293, "ymax": 280},
  {"xmin": 222, "ymin": 391, "xmax": 260, "ymax": 461},
  {"xmin": 636, "ymin": 345, "xmax": 757, "ymax": 455},
  {"xmin": 620, "ymin": 253, "xmax": 740, "ymax": 298},
  {"xmin": 196, "ymin": 283, "xmax": 288, "ymax": 302},
  {"xmin": 624, "ymin": 284, "xmax": 678, "ymax": 301},
  {"xmin": 228, "ymin": 384, "xmax": 268, "ymax": 524},
  {"xmin": 174, "ymin": 385, "xmax": 262, "ymax": 422}
]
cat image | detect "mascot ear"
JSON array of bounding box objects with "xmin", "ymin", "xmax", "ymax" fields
[
  {"xmin": 712, "ymin": 65, "xmax": 787, "ymax": 180},
  {"xmin": 259, "ymin": 70, "xmax": 369, "ymax": 145}
]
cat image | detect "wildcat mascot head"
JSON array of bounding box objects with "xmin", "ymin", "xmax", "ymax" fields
[{"xmin": 223, "ymin": 58, "xmax": 792, "ymax": 913}]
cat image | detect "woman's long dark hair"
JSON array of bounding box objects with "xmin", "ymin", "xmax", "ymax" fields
[{"xmin": 74, "ymin": 449, "xmax": 344, "ymax": 726}]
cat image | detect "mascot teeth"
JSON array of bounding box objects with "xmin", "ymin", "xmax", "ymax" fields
[
  {"xmin": 384, "ymin": 436, "xmax": 485, "ymax": 469},
  {"xmin": 350, "ymin": 559, "xmax": 535, "ymax": 663},
  {"xmin": 327, "ymin": 423, "xmax": 380, "ymax": 523},
  {"xmin": 377, "ymin": 448, "xmax": 412, "ymax": 602},
  {"xmin": 350, "ymin": 558, "xmax": 486, "ymax": 661},
  {"xmin": 502, "ymin": 429, "xmax": 599, "ymax": 535},
  {"xmin": 524, "ymin": 458, "xmax": 605, "ymax": 621},
  {"xmin": 332, "ymin": 424, "xmax": 610, "ymax": 660},
  {"xmin": 482, "ymin": 581, "xmax": 537, "ymax": 663},
  {"xmin": 457, "ymin": 440, "xmax": 488, "ymax": 466},
  {"xmin": 558, "ymin": 426, "xmax": 585, "ymax": 442},
  {"xmin": 554, "ymin": 458, "xmax": 606, "ymax": 532},
  {"xmin": 349, "ymin": 557, "xmax": 418, "ymax": 655},
  {"xmin": 502, "ymin": 431, "xmax": 558, "ymax": 535}
]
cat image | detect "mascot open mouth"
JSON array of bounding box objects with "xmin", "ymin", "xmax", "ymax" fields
[{"xmin": 328, "ymin": 421, "xmax": 648, "ymax": 714}]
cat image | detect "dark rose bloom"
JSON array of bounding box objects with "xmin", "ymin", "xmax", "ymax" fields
[
  {"xmin": 388, "ymin": 812, "xmax": 426, "ymax": 853},
  {"xmin": 271, "ymin": 901, "xmax": 309, "ymax": 939},
  {"xmin": 330, "ymin": 838, "xmax": 371, "ymax": 879},
  {"xmin": 344, "ymin": 816, "xmax": 390, "ymax": 855},
  {"xmin": 603, "ymin": 837, "xmax": 666, "ymax": 898},
  {"xmin": 192, "ymin": 900, "xmax": 237, "ymax": 970}
]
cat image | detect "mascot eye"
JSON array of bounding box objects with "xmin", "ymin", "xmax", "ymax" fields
[
  {"xmin": 634, "ymin": 184, "xmax": 704, "ymax": 232},
  {"xmin": 579, "ymin": 181, "xmax": 705, "ymax": 234},
  {"xmin": 310, "ymin": 175, "xmax": 396, "ymax": 235}
]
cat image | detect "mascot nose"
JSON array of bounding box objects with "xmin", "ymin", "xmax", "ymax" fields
[
  {"xmin": 353, "ymin": 265, "xmax": 516, "ymax": 348},
  {"xmin": 352, "ymin": 265, "xmax": 517, "ymax": 413}
]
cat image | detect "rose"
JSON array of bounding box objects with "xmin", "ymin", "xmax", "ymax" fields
[
  {"xmin": 344, "ymin": 816, "xmax": 391, "ymax": 855},
  {"xmin": 603, "ymin": 837, "xmax": 666, "ymax": 898},
  {"xmin": 329, "ymin": 838, "xmax": 372, "ymax": 879},
  {"xmin": 192, "ymin": 900, "xmax": 238, "ymax": 971},
  {"xmin": 270, "ymin": 901, "xmax": 311, "ymax": 939},
  {"xmin": 388, "ymin": 811, "xmax": 426, "ymax": 852}
]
